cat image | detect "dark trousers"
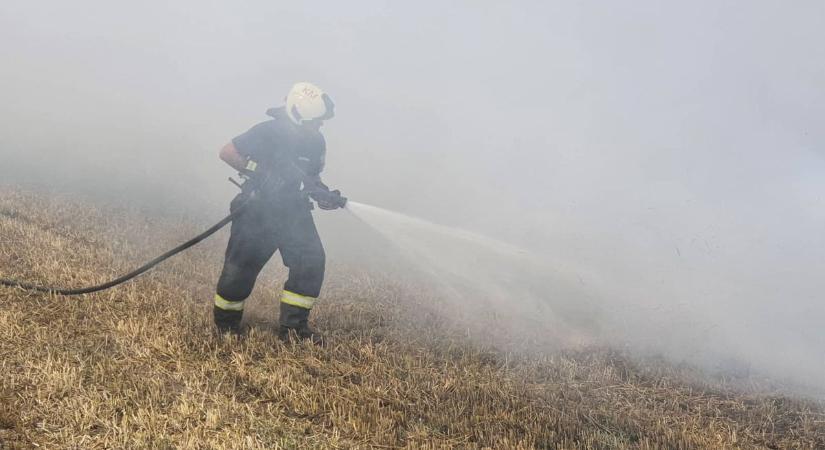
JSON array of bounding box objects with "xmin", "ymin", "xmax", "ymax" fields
[{"xmin": 216, "ymin": 194, "xmax": 326, "ymax": 303}]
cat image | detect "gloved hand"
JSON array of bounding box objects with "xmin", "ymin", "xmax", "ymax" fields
[
  {"xmin": 237, "ymin": 159, "xmax": 265, "ymax": 192},
  {"xmin": 303, "ymin": 176, "xmax": 347, "ymax": 210},
  {"xmin": 310, "ymin": 189, "xmax": 347, "ymax": 210},
  {"xmin": 238, "ymin": 159, "xmax": 291, "ymax": 195}
]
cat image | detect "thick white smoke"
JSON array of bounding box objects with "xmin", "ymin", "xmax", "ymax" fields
[{"xmin": 1, "ymin": 1, "xmax": 823, "ymax": 391}]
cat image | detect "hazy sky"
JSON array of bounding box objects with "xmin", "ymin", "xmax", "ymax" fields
[{"xmin": 1, "ymin": 1, "xmax": 824, "ymax": 388}]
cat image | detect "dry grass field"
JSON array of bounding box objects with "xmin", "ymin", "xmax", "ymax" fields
[{"xmin": 1, "ymin": 187, "xmax": 824, "ymax": 449}]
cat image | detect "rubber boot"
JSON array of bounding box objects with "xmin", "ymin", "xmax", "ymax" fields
[
  {"xmin": 214, "ymin": 306, "xmax": 243, "ymax": 335},
  {"xmin": 278, "ymin": 303, "xmax": 323, "ymax": 345}
]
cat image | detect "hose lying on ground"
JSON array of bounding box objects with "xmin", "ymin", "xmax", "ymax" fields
[{"xmin": 0, "ymin": 204, "xmax": 246, "ymax": 296}]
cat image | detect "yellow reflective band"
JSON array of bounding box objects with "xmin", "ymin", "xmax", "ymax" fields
[
  {"xmin": 245, "ymin": 160, "xmax": 258, "ymax": 172},
  {"xmin": 280, "ymin": 290, "xmax": 316, "ymax": 309},
  {"xmin": 214, "ymin": 294, "xmax": 245, "ymax": 311}
]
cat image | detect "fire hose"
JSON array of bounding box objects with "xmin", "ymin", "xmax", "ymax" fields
[
  {"xmin": 0, "ymin": 174, "xmax": 346, "ymax": 296},
  {"xmin": 0, "ymin": 196, "xmax": 245, "ymax": 296}
]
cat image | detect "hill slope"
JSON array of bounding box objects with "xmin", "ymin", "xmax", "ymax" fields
[{"xmin": 0, "ymin": 188, "xmax": 823, "ymax": 449}]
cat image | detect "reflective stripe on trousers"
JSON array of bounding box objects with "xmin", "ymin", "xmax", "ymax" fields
[
  {"xmin": 214, "ymin": 294, "xmax": 245, "ymax": 311},
  {"xmin": 280, "ymin": 290, "xmax": 316, "ymax": 309}
]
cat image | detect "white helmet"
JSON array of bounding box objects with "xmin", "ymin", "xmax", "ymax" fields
[{"xmin": 285, "ymin": 82, "xmax": 335, "ymax": 126}]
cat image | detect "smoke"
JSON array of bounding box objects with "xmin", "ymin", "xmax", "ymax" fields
[{"xmin": 1, "ymin": 1, "xmax": 824, "ymax": 391}]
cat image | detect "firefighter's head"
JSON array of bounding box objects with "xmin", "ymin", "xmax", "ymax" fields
[{"xmin": 285, "ymin": 82, "xmax": 335, "ymax": 130}]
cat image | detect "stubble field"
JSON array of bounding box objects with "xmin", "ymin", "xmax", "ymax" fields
[{"xmin": 0, "ymin": 187, "xmax": 823, "ymax": 449}]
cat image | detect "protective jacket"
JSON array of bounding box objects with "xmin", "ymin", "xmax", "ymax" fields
[{"xmin": 232, "ymin": 107, "xmax": 327, "ymax": 209}]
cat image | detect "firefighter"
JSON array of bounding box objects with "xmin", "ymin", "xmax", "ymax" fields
[{"xmin": 213, "ymin": 82, "xmax": 346, "ymax": 343}]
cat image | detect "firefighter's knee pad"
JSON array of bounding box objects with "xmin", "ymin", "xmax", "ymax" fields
[
  {"xmin": 300, "ymin": 249, "xmax": 326, "ymax": 280},
  {"xmin": 216, "ymin": 262, "xmax": 258, "ymax": 301},
  {"xmin": 284, "ymin": 252, "xmax": 325, "ymax": 298}
]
